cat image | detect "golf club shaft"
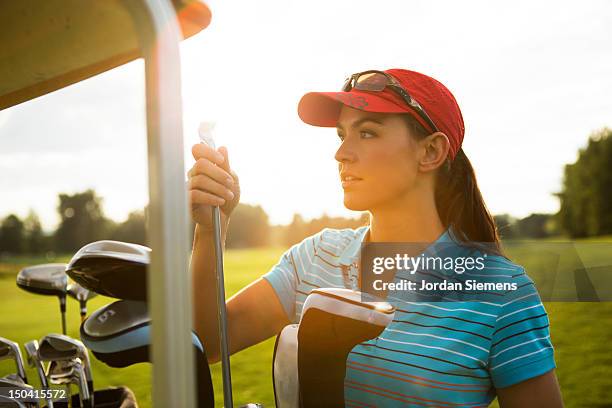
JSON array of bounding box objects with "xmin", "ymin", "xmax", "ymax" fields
[
  {"xmin": 60, "ymin": 296, "xmax": 67, "ymax": 335},
  {"xmin": 212, "ymin": 205, "xmax": 233, "ymax": 407},
  {"xmin": 80, "ymin": 300, "xmax": 87, "ymax": 322}
]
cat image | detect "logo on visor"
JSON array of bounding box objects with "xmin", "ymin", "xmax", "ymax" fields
[{"xmin": 335, "ymin": 94, "xmax": 369, "ymax": 109}]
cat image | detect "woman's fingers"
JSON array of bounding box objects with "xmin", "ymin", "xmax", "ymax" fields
[
  {"xmin": 188, "ymin": 143, "xmax": 239, "ymax": 215},
  {"xmin": 189, "ymin": 174, "xmax": 235, "ymax": 201},
  {"xmin": 217, "ymin": 146, "xmax": 231, "ymax": 174},
  {"xmin": 192, "ymin": 143, "xmax": 225, "ymax": 165},
  {"xmin": 189, "ymin": 189, "xmax": 225, "ymax": 207},
  {"xmin": 189, "ymin": 158, "xmax": 234, "ymax": 188}
]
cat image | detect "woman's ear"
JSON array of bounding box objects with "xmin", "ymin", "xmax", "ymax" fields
[{"xmin": 418, "ymin": 132, "xmax": 450, "ymax": 172}]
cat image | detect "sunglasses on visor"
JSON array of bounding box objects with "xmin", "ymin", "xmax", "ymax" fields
[{"xmin": 342, "ymin": 70, "xmax": 439, "ymax": 133}]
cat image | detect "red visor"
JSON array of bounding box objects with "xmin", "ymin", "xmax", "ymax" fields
[{"xmin": 297, "ymin": 69, "xmax": 465, "ymax": 160}]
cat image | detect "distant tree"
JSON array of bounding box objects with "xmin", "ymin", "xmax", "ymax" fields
[
  {"xmin": 226, "ymin": 203, "xmax": 270, "ymax": 248},
  {"xmin": 0, "ymin": 214, "xmax": 25, "ymax": 254},
  {"xmin": 494, "ymin": 214, "xmax": 518, "ymax": 239},
  {"xmin": 23, "ymin": 210, "xmax": 45, "ymax": 254},
  {"xmin": 557, "ymin": 128, "xmax": 612, "ymax": 237},
  {"xmin": 515, "ymin": 213, "xmax": 552, "ymax": 239},
  {"xmin": 283, "ymin": 213, "xmax": 307, "ymax": 247},
  {"xmin": 282, "ymin": 212, "xmax": 369, "ymax": 246},
  {"xmin": 110, "ymin": 210, "xmax": 147, "ymax": 245},
  {"xmin": 54, "ymin": 189, "xmax": 112, "ymax": 253}
]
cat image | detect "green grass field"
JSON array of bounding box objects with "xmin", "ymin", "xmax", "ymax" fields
[{"xmin": 1, "ymin": 244, "xmax": 611, "ymax": 407}]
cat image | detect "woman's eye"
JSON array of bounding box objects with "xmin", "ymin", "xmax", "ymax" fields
[
  {"xmin": 360, "ymin": 130, "xmax": 376, "ymax": 139},
  {"xmin": 337, "ymin": 133, "xmax": 345, "ymax": 142}
]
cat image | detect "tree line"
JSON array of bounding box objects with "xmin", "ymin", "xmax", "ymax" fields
[
  {"xmin": 0, "ymin": 190, "xmax": 147, "ymax": 256},
  {"xmin": 0, "ymin": 128, "xmax": 610, "ymax": 255}
]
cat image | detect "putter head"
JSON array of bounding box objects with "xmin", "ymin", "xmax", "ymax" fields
[
  {"xmin": 0, "ymin": 337, "xmax": 28, "ymax": 384},
  {"xmin": 66, "ymin": 240, "xmax": 149, "ymax": 301},
  {"xmin": 82, "ymin": 300, "xmax": 214, "ymax": 408},
  {"xmin": 16, "ymin": 263, "xmax": 67, "ymax": 296}
]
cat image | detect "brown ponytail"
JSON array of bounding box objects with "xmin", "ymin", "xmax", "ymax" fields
[{"xmin": 403, "ymin": 115, "xmax": 502, "ymax": 254}]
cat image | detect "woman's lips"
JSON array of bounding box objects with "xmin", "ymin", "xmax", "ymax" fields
[{"xmin": 341, "ymin": 174, "xmax": 363, "ymax": 189}]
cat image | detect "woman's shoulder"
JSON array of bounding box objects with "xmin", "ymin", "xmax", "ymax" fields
[
  {"xmin": 319, "ymin": 225, "xmax": 368, "ymax": 243},
  {"xmin": 458, "ymin": 248, "xmax": 542, "ymax": 305},
  {"xmin": 448, "ymin": 236, "xmax": 526, "ymax": 277},
  {"xmin": 480, "ymin": 253, "xmax": 525, "ymax": 275},
  {"xmin": 291, "ymin": 226, "xmax": 367, "ymax": 255},
  {"xmin": 449, "ymin": 241, "xmax": 536, "ymax": 287}
]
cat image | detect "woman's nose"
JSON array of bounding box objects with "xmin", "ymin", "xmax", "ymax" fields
[{"xmin": 334, "ymin": 139, "xmax": 357, "ymax": 164}]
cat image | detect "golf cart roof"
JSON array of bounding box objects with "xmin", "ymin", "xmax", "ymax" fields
[{"xmin": 0, "ymin": 0, "xmax": 211, "ymax": 110}]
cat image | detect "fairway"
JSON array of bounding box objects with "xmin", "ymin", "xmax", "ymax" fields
[{"xmin": 1, "ymin": 244, "xmax": 611, "ymax": 407}]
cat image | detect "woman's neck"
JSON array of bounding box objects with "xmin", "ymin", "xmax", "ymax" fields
[{"xmin": 368, "ymin": 193, "xmax": 445, "ymax": 243}]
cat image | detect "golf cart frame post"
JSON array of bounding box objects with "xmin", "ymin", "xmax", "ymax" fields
[
  {"xmin": 131, "ymin": 2, "xmax": 196, "ymax": 407},
  {"xmin": 0, "ymin": 1, "xmax": 212, "ymax": 407}
]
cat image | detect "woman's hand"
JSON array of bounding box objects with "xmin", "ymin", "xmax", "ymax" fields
[{"xmin": 187, "ymin": 143, "xmax": 240, "ymax": 233}]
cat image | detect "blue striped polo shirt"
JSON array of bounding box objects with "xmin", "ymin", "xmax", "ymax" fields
[{"xmin": 263, "ymin": 226, "xmax": 556, "ymax": 407}]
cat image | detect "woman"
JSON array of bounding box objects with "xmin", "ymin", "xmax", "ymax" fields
[{"xmin": 188, "ymin": 69, "xmax": 563, "ymax": 407}]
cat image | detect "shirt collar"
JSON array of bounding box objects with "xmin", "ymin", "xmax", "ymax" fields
[{"xmin": 338, "ymin": 226, "xmax": 369, "ymax": 266}]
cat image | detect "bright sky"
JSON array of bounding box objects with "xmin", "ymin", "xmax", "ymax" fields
[{"xmin": 1, "ymin": 0, "xmax": 611, "ymax": 231}]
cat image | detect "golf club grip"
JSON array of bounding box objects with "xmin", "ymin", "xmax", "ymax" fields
[{"xmin": 212, "ymin": 206, "xmax": 233, "ymax": 407}]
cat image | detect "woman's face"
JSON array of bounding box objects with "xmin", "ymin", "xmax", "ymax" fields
[{"xmin": 335, "ymin": 105, "xmax": 424, "ymax": 212}]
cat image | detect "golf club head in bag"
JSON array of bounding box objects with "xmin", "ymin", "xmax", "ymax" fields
[
  {"xmin": 273, "ymin": 288, "xmax": 395, "ymax": 408},
  {"xmin": 23, "ymin": 341, "xmax": 48, "ymax": 387},
  {"xmin": 0, "ymin": 394, "xmax": 28, "ymax": 408},
  {"xmin": 16, "ymin": 263, "xmax": 68, "ymax": 335},
  {"xmin": 0, "ymin": 376, "xmax": 37, "ymax": 408},
  {"xmin": 38, "ymin": 334, "xmax": 94, "ymax": 408},
  {"xmin": 66, "ymin": 240, "xmax": 149, "ymax": 301},
  {"xmin": 24, "ymin": 340, "xmax": 136, "ymax": 408},
  {"xmin": 23, "ymin": 340, "xmax": 54, "ymax": 408},
  {"xmin": 47, "ymin": 359, "xmax": 79, "ymax": 385},
  {"xmin": 0, "ymin": 379, "xmax": 36, "ymax": 408},
  {"xmin": 0, "ymin": 352, "xmax": 36, "ymax": 408},
  {"xmin": 47, "ymin": 359, "xmax": 90, "ymax": 405},
  {"xmin": 0, "ymin": 337, "xmax": 28, "ymax": 384},
  {"xmin": 80, "ymin": 300, "xmax": 213, "ymax": 408}
]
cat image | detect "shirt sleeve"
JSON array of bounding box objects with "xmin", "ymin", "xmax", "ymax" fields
[
  {"xmin": 262, "ymin": 243, "xmax": 301, "ymax": 323},
  {"xmin": 488, "ymin": 273, "xmax": 556, "ymax": 388}
]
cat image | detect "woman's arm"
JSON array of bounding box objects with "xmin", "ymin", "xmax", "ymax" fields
[
  {"xmin": 497, "ymin": 370, "xmax": 563, "ymax": 408},
  {"xmin": 191, "ymin": 224, "xmax": 290, "ymax": 363}
]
